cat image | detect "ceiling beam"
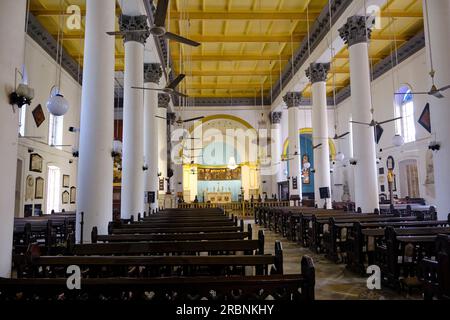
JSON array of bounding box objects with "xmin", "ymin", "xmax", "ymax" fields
[
  {"xmin": 169, "ymin": 11, "xmax": 321, "ymax": 20},
  {"xmin": 171, "ymin": 54, "xmax": 291, "ymax": 61},
  {"xmin": 186, "ymin": 83, "xmax": 272, "ymax": 89}
]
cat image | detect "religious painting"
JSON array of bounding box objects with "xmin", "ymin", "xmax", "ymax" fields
[
  {"xmin": 425, "ymin": 149, "xmax": 434, "ymax": 185},
  {"xmin": 29, "ymin": 153, "xmax": 43, "ymax": 173},
  {"xmin": 62, "ymin": 191, "xmax": 70, "ymax": 204},
  {"xmin": 35, "ymin": 177, "xmax": 44, "ymax": 199},
  {"xmin": 70, "ymin": 186, "xmax": 76, "ymax": 204},
  {"xmin": 25, "ymin": 175, "xmax": 34, "ymax": 201},
  {"xmin": 197, "ymin": 167, "xmax": 241, "ymax": 181},
  {"xmin": 301, "ymin": 154, "xmax": 310, "ymax": 184},
  {"xmin": 418, "ymin": 103, "xmax": 431, "ymax": 133},
  {"xmin": 32, "ymin": 104, "xmax": 45, "ymax": 128},
  {"xmin": 62, "ymin": 175, "xmax": 70, "ymax": 188}
]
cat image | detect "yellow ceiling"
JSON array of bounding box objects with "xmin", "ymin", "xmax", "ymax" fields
[{"xmin": 30, "ymin": 0, "xmax": 424, "ymax": 100}]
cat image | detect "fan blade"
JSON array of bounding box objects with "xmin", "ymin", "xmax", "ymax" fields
[
  {"xmin": 283, "ymin": 158, "xmax": 294, "ymax": 161},
  {"xmin": 337, "ymin": 132, "xmax": 350, "ymax": 139},
  {"xmin": 394, "ymin": 92, "xmax": 429, "ymax": 95},
  {"xmin": 313, "ymin": 143, "xmax": 323, "ymax": 149},
  {"xmin": 154, "ymin": 0, "xmax": 169, "ymax": 27},
  {"xmin": 438, "ymin": 84, "xmax": 450, "ymax": 92},
  {"xmin": 155, "ymin": 115, "xmax": 167, "ymax": 120},
  {"xmin": 350, "ymin": 120, "xmax": 371, "ymax": 126},
  {"xmin": 131, "ymin": 86, "xmax": 164, "ymax": 92},
  {"xmin": 183, "ymin": 116, "xmax": 204, "ymax": 123},
  {"xmin": 164, "ymin": 32, "xmax": 201, "ymax": 47},
  {"xmin": 172, "ymin": 90, "xmax": 189, "ymax": 98},
  {"xmin": 431, "ymin": 91, "xmax": 445, "ymax": 99},
  {"xmin": 167, "ymin": 74, "xmax": 185, "ymax": 89},
  {"xmin": 106, "ymin": 31, "xmax": 124, "ymax": 36},
  {"xmin": 377, "ymin": 117, "xmax": 402, "ymax": 125}
]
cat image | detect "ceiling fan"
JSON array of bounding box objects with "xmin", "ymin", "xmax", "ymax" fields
[
  {"xmin": 313, "ymin": 143, "xmax": 322, "ymax": 149},
  {"xmin": 155, "ymin": 114, "xmax": 204, "ymax": 124},
  {"xmin": 106, "ymin": 0, "xmax": 200, "ymax": 47},
  {"xmin": 132, "ymin": 74, "xmax": 188, "ymax": 98},
  {"xmin": 394, "ymin": 0, "xmax": 449, "ymax": 99},
  {"xmin": 350, "ymin": 117, "xmax": 402, "ymax": 127}
]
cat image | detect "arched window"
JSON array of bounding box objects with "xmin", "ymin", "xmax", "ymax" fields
[
  {"xmin": 395, "ymin": 86, "xmax": 416, "ymax": 143},
  {"xmin": 48, "ymin": 114, "xmax": 64, "ymax": 149}
]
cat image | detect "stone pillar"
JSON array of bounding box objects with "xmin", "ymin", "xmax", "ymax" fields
[
  {"xmin": 283, "ymin": 92, "xmax": 302, "ymax": 205},
  {"xmin": 423, "ymin": 0, "xmax": 450, "ymax": 219},
  {"xmin": 270, "ymin": 112, "xmax": 282, "ymax": 199},
  {"xmin": 0, "ymin": 0, "xmax": 27, "ymax": 277},
  {"xmin": 76, "ymin": 0, "xmax": 115, "ymax": 242},
  {"xmin": 120, "ymin": 15, "xmax": 149, "ymax": 219},
  {"xmin": 307, "ymin": 63, "xmax": 332, "ymax": 209},
  {"xmin": 143, "ymin": 63, "xmax": 162, "ymax": 213},
  {"xmin": 339, "ymin": 16, "xmax": 379, "ymax": 212},
  {"xmin": 157, "ymin": 93, "xmax": 170, "ymax": 200}
]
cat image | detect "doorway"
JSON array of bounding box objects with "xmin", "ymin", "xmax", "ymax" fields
[
  {"xmin": 46, "ymin": 165, "xmax": 61, "ymax": 214},
  {"xmin": 399, "ymin": 159, "xmax": 420, "ymax": 198},
  {"xmin": 14, "ymin": 159, "xmax": 23, "ymax": 217}
]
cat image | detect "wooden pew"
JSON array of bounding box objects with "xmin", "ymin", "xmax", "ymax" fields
[
  {"xmin": 16, "ymin": 241, "xmax": 285, "ymax": 278},
  {"xmin": 347, "ymin": 216, "xmax": 450, "ymax": 273},
  {"xmin": 322, "ymin": 215, "xmax": 427, "ymax": 263},
  {"xmin": 420, "ymin": 234, "xmax": 450, "ymax": 300},
  {"xmin": 92, "ymin": 224, "xmax": 253, "ymax": 243},
  {"xmin": 70, "ymin": 230, "xmax": 265, "ymax": 257},
  {"xmin": 375, "ymin": 226, "xmax": 450, "ymax": 290},
  {"xmin": 0, "ymin": 256, "xmax": 315, "ymax": 301}
]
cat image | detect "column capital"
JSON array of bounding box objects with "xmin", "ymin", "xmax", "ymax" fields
[
  {"xmin": 306, "ymin": 63, "xmax": 330, "ymax": 83},
  {"xmin": 270, "ymin": 112, "xmax": 282, "ymax": 124},
  {"xmin": 167, "ymin": 112, "xmax": 176, "ymax": 125},
  {"xmin": 283, "ymin": 92, "xmax": 302, "ymax": 108},
  {"xmin": 144, "ymin": 63, "xmax": 162, "ymax": 84},
  {"xmin": 158, "ymin": 93, "xmax": 171, "ymax": 109},
  {"xmin": 339, "ymin": 16, "xmax": 373, "ymax": 47},
  {"xmin": 119, "ymin": 15, "xmax": 150, "ymax": 44}
]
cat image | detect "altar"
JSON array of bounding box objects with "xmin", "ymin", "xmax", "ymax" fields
[{"xmin": 205, "ymin": 191, "xmax": 232, "ymax": 203}]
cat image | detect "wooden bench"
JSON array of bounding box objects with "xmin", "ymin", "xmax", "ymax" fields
[
  {"xmin": 375, "ymin": 226, "xmax": 450, "ymax": 291},
  {"xmin": 420, "ymin": 234, "xmax": 450, "ymax": 300},
  {"xmin": 16, "ymin": 241, "xmax": 284, "ymax": 278},
  {"xmin": 0, "ymin": 256, "xmax": 315, "ymax": 301},
  {"xmin": 347, "ymin": 216, "xmax": 450, "ymax": 274}
]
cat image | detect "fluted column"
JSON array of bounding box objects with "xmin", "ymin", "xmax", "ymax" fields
[
  {"xmin": 157, "ymin": 94, "xmax": 170, "ymax": 199},
  {"xmin": 307, "ymin": 63, "xmax": 332, "ymax": 209},
  {"xmin": 339, "ymin": 16, "xmax": 379, "ymax": 212},
  {"xmin": 283, "ymin": 92, "xmax": 302, "ymax": 205},
  {"xmin": 0, "ymin": 0, "xmax": 27, "ymax": 277},
  {"xmin": 270, "ymin": 112, "xmax": 282, "ymax": 198},
  {"xmin": 143, "ymin": 63, "xmax": 162, "ymax": 213},
  {"xmin": 120, "ymin": 15, "xmax": 149, "ymax": 219},
  {"xmin": 76, "ymin": 0, "xmax": 115, "ymax": 242},
  {"xmin": 423, "ymin": 0, "xmax": 450, "ymax": 219}
]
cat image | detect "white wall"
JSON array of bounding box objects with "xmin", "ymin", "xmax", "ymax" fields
[
  {"xmin": 16, "ymin": 35, "xmax": 82, "ymax": 217},
  {"xmin": 333, "ymin": 48, "xmax": 434, "ymax": 204}
]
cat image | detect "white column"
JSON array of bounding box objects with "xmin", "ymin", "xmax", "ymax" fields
[
  {"xmin": 0, "ymin": 0, "xmax": 26, "ymax": 277},
  {"xmin": 77, "ymin": 0, "xmax": 115, "ymax": 241},
  {"xmin": 157, "ymin": 94, "xmax": 170, "ymax": 200},
  {"xmin": 307, "ymin": 63, "xmax": 332, "ymax": 209},
  {"xmin": 339, "ymin": 16, "xmax": 379, "ymax": 212},
  {"xmin": 422, "ymin": 0, "xmax": 450, "ymax": 219},
  {"xmin": 270, "ymin": 112, "xmax": 282, "ymax": 198},
  {"xmin": 120, "ymin": 15, "xmax": 149, "ymax": 219},
  {"xmin": 283, "ymin": 93, "xmax": 302, "ymax": 205},
  {"xmin": 143, "ymin": 63, "xmax": 162, "ymax": 213}
]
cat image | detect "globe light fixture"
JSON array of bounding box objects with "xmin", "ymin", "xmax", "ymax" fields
[
  {"xmin": 303, "ymin": 162, "xmax": 311, "ymax": 170},
  {"xmin": 335, "ymin": 152, "xmax": 345, "ymax": 162},
  {"xmin": 46, "ymin": 86, "xmax": 69, "ymax": 116},
  {"xmin": 392, "ymin": 134, "xmax": 405, "ymax": 147}
]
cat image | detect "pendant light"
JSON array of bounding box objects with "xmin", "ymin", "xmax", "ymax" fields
[{"xmin": 46, "ymin": 1, "xmax": 69, "ymax": 116}]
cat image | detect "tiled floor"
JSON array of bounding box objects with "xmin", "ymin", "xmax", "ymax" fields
[{"xmin": 246, "ymin": 219, "xmax": 422, "ymax": 300}]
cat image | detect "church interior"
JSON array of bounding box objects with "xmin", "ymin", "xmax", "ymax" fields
[{"xmin": 1, "ymin": 0, "xmax": 450, "ymax": 305}]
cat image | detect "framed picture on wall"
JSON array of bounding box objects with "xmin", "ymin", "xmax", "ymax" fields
[
  {"xmin": 32, "ymin": 104, "xmax": 45, "ymax": 128},
  {"xmin": 62, "ymin": 191, "xmax": 70, "ymax": 204},
  {"xmin": 29, "ymin": 153, "xmax": 43, "ymax": 173},
  {"xmin": 70, "ymin": 186, "xmax": 76, "ymax": 204},
  {"xmin": 62, "ymin": 175, "xmax": 70, "ymax": 188},
  {"xmin": 35, "ymin": 177, "xmax": 44, "ymax": 199}
]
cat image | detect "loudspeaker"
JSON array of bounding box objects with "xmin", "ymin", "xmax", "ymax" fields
[{"xmin": 319, "ymin": 187, "xmax": 330, "ymax": 199}]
